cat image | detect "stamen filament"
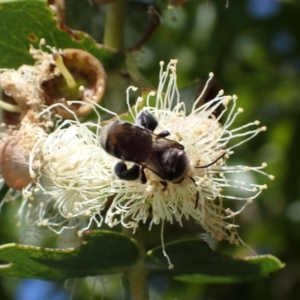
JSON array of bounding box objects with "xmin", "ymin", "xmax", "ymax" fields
[
  {"xmin": 0, "ymin": 99, "xmax": 21, "ymax": 112},
  {"xmin": 53, "ymin": 53, "xmax": 76, "ymax": 89}
]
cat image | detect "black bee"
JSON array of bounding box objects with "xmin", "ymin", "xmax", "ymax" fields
[{"xmin": 100, "ymin": 110, "xmax": 225, "ymax": 208}]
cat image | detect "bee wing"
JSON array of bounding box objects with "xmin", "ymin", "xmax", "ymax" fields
[
  {"xmin": 151, "ymin": 136, "xmax": 184, "ymax": 150},
  {"xmin": 102, "ymin": 121, "xmax": 153, "ymax": 162}
]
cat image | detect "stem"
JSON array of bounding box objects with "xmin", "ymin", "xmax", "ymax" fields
[
  {"xmin": 103, "ymin": 0, "xmax": 127, "ymax": 50},
  {"xmin": 0, "ymin": 183, "xmax": 10, "ymax": 204},
  {"xmin": 123, "ymin": 227, "xmax": 149, "ymax": 300},
  {"xmin": 127, "ymin": 5, "xmax": 161, "ymax": 51}
]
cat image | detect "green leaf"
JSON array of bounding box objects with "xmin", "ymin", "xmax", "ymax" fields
[
  {"xmin": 145, "ymin": 239, "xmax": 284, "ymax": 283},
  {"xmin": 0, "ymin": 0, "xmax": 124, "ymax": 69},
  {"xmin": 0, "ymin": 183, "xmax": 10, "ymax": 203},
  {"xmin": 0, "ymin": 230, "xmax": 139, "ymax": 280}
]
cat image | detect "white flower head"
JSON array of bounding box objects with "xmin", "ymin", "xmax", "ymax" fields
[{"xmin": 103, "ymin": 60, "xmax": 273, "ymax": 244}]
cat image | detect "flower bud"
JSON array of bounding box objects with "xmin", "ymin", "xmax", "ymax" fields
[{"xmin": 0, "ymin": 135, "xmax": 32, "ymax": 190}]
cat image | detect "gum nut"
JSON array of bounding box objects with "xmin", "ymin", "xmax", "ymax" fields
[
  {"xmin": 0, "ymin": 136, "xmax": 32, "ymax": 190},
  {"xmin": 40, "ymin": 48, "xmax": 106, "ymax": 119}
]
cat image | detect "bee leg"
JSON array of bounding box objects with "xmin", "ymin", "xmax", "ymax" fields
[
  {"xmin": 157, "ymin": 131, "xmax": 170, "ymax": 138},
  {"xmin": 194, "ymin": 191, "xmax": 199, "ymax": 209},
  {"xmin": 189, "ymin": 176, "xmax": 199, "ymax": 209},
  {"xmin": 160, "ymin": 181, "xmax": 168, "ymax": 191},
  {"xmin": 137, "ymin": 111, "xmax": 170, "ymax": 138},
  {"xmin": 114, "ymin": 162, "xmax": 140, "ymax": 181},
  {"xmin": 136, "ymin": 110, "xmax": 158, "ymax": 131},
  {"xmin": 140, "ymin": 166, "xmax": 147, "ymax": 184}
]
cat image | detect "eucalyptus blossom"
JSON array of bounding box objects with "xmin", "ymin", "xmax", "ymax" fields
[{"xmin": 22, "ymin": 60, "xmax": 273, "ymax": 245}]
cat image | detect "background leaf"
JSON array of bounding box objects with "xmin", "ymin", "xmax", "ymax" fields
[
  {"xmin": 146, "ymin": 239, "xmax": 284, "ymax": 283},
  {"xmin": 0, "ymin": 0, "xmax": 124, "ymax": 70},
  {"xmin": 0, "ymin": 230, "xmax": 139, "ymax": 280}
]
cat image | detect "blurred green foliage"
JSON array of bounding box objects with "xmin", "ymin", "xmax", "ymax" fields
[{"xmin": 0, "ymin": 0, "xmax": 299, "ymax": 299}]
